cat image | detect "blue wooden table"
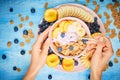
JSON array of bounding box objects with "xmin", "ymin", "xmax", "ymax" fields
[{"xmin": 0, "ymin": 0, "xmax": 120, "ymax": 80}]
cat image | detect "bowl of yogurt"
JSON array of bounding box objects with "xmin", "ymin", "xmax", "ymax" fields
[{"xmin": 49, "ymin": 17, "xmax": 91, "ymax": 58}]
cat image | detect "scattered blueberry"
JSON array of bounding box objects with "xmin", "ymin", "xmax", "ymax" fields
[
  {"xmin": 100, "ymin": 0, "xmax": 104, "ymax": 2},
  {"xmin": 13, "ymin": 66, "xmax": 17, "ymax": 71},
  {"xmin": 23, "ymin": 30, "xmax": 28, "ymax": 35},
  {"xmin": 48, "ymin": 74, "xmax": 52, "ymax": 79},
  {"xmin": 69, "ymin": 46, "xmax": 74, "ymax": 50},
  {"xmin": 31, "ymin": 8, "xmax": 35, "ymax": 13},
  {"xmin": 20, "ymin": 50, "xmax": 25, "ymax": 55},
  {"xmin": 74, "ymin": 60, "xmax": 78, "ymax": 66},
  {"xmin": 61, "ymin": 33, "xmax": 65, "ymax": 38},
  {"xmin": 14, "ymin": 38, "xmax": 19, "ymax": 44},
  {"xmin": 112, "ymin": 0, "xmax": 117, "ymax": 2},
  {"xmin": 14, "ymin": 26, "xmax": 18, "ymax": 32},
  {"xmin": 38, "ymin": 31, "xmax": 41, "ymax": 35},
  {"xmin": 108, "ymin": 61, "xmax": 113, "ymax": 67},
  {"xmin": 82, "ymin": 39, "xmax": 88, "ymax": 44},
  {"xmin": 9, "ymin": 8, "xmax": 13, "ymax": 12},
  {"xmin": 57, "ymin": 47, "xmax": 62, "ymax": 52},
  {"xmin": 2, "ymin": 54, "xmax": 6, "ymax": 60}
]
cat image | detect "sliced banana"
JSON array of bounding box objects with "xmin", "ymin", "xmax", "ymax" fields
[
  {"xmin": 80, "ymin": 55, "xmax": 91, "ymax": 68},
  {"xmin": 57, "ymin": 6, "xmax": 94, "ymax": 23},
  {"xmin": 52, "ymin": 28, "xmax": 61, "ymax": 38},
  {"xmin": 76, "ymin": 27, "xmax": 86, "ymax": 37}
]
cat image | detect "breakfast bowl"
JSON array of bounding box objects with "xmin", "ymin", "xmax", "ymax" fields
[{"xmin": 49, "ymin": 17, "xmax": 91, "ymax": 59}]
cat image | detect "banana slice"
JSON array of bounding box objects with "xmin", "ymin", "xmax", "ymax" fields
[
  {"xmin": 52, "ymin": 28, "xmax": 61, "ymax": 38},
  {"xmin": 72, "ymin": 22, "xmax": 82, "ymax": 31},
  {"xmin": 76, "ymin": 27, "xmax": 86, "ymax": 37},
  {"xmin": 80, "ymin": 55, "xmax": 91, "ymax": 68},
  {"xmin": 63, "ymin": 21, "xmax": 72, "ymax": 32},
  {"xmin": 57, "ymin": 6, "xmax": 94, "ymax": 23},
  {"xmin": 59, "ymin": 20, "xmax": 67, "ymax": 32}
]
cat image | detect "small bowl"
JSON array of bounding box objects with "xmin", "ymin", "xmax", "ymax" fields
[{"xmin": 49, "ymin": 17, "xmax": 91, "ymax": 59}]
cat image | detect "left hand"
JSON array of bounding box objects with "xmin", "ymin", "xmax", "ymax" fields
[{"xmin": 23, "ymin": 27, "xmax": 51, "ymax": 80}]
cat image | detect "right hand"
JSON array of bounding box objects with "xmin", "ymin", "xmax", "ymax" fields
[{"xmin": 89, "ymin": 37, "xmax": 114, "ymax": 80}]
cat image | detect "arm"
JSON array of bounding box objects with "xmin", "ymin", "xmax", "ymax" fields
[
  {"xmin": 90, "ymin": 37, "xmax": 114, "ymax": 80},
  {"xmin": 23, "ymin": 27, "xmax": 51, "ymax": 80}
]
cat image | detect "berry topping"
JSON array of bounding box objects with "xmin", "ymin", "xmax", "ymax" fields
[
  {"xmin": 61, "ymin": 33, "xmax": 65, "ymax": 38},
  {"xmin": 57, "ymin": 47, "xmax": 62, "ymax": 52},
  {"xmin": 69, "ymin": 45, "xmax": 74, "ymax": 50}
]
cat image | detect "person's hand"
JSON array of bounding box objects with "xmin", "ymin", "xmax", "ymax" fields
[
  {"xmin": 90, "ymin": 37, "xmax": 114, "ymax": 80},
  {"xmin": 23, "ymin": 27, "xmax": 51, "ymax": 80}
]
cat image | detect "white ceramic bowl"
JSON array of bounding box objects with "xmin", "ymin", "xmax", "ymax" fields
[{"xmin": 49, "ymin": 17, "xmax": 91, "ymax": 59}]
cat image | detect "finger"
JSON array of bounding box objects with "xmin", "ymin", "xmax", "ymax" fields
[
  {"xmin": 86, "ymin": 48, "xmax": 95, "ymax": 57},
  {"xmin": 86, "ymin": 40, "xmax": 96, "ymax": 46},
  {"xmin": 41, "ymin": 38, "xmax": 51, "ymax": 57},
  {"xmin": 87, "ymin": 44, "xmax": 96, "ymax": 51},
  {"xmin": 104, "ymin": 37, "xmax": 112, "ymax": 48},
  {"xmin": 34, "ymin": 27, "xmax": 51, "ymax": 48},
  {"xmin": 94, "ymin": 41, "xmax": 104, "ymax": 56}
]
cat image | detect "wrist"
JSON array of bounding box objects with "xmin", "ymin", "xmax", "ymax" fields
[{"xmin": 90, "ymin": 69, "xmax": 102, "ymax": 80}]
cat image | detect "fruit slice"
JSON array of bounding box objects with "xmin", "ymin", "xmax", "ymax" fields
[
  {"xmin": 46, "ymin": 54, "xmax": 60, "ymax": 68},
  {"xmin": 72, "ymin": 22, "xmax": 82, "ymax": 31},
  {"xmin": 52, "ymin": 28, "xmax": 60, "ymax": 38},
  {"xmin": 80, "ymin": 55, "xmax": 91, "ymax": 68},
  {"xmin": 91, "ymin": 32, "xmax": 104, "ymax": 38},
  {"xmin": 59, "ymin": 20, "xmax": 67, "ymax": 32},
  {"xmin": 63, "ymin": 21, "xmax": 73, "ymax": 32},
  {"xmin": 62, "ymin": 58, "xmax": 74, "ymax": 71},
  {"xmin": 44, "ymin": 8, "xmax": 58, "ymax": 22},
  {"xmin": 76, "ymin": 27, "xmax": 86, "ymax": 37}
]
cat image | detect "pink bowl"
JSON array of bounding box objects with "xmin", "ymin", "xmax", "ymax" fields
[{"xmin": 49, "ymin": 17, "xmax": 91, "ymax": 59}]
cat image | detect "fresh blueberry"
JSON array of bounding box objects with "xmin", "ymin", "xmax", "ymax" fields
[
  {"xmin": 23, "ymin": 30, "xmax": 28, "ymax": 35},
  {"xmin": 50, "ymin": 22, "xmax": 54, "ymax": 26},
  {"xmin": 10, "ymin": 8, "xmax": 13, "ymax": 12},
  {"xmin": 94, "ymin": 17, "xmax": 97, "ymax": 22},
  {"xmin": 31, "ymin": 8, "xmax": 35, "ymax": 13},
  {"xmin": 57, "ymin": 47, "xmax": 62, "ymax": 52},
  {"xmin": 112, "ymin": 0, "xmax": 117, "ymax": 2},
  {"xmin": 69, "ymin": 46, "xmax": 74, "ymax": 50},
  {"xmin": 38, "ymin": 31, "xmax": 42, "ymax": 35},
  {"xmin": 41, "ymin": 21, "xmax": 45, "ymax": 26},
  {"xmin": 20, "ymin": 50, "xmax": 25, "ymax": 55},
  {"xmin": 40, "ymin": 28, "xmax": 44, "ymax": 33},
  {"xmin": 61, "ymin": 33, "xmax": 65, "ymax": 38},
  {"xmin": 74, "ymin": 60, "xmax": 78, "ymax": 66},
  {"xmin": 13, "ymin": 66, "xmax": 17, "ymax": 71},
  {"xmin": 2, "ymin": 54, "xmax": 6, "ymax": 60},
  {"xmin": 38, "ymin": 24, "xmax": 42, "ymax": 28},
  {"xmin": 82, "ymin": 39, "xmax": 88, "ymax": 44},
  {"xmin": 14, "ymin": 26, "xmax": 18, "ymax": 32},
  {"xmin": 100, "ymin": 0, "xmax": 104, "ymax": 2},
  {"xmin": 48, "ymin": 74, "xmax": 52, "ymax": 79},
  {"xmin": 108, "ymin": 61, "xmax": 113, "ymax": 67},
  {"xmin": 14, "ymin": 38, "xmax": 19, "ymax": 44}
]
